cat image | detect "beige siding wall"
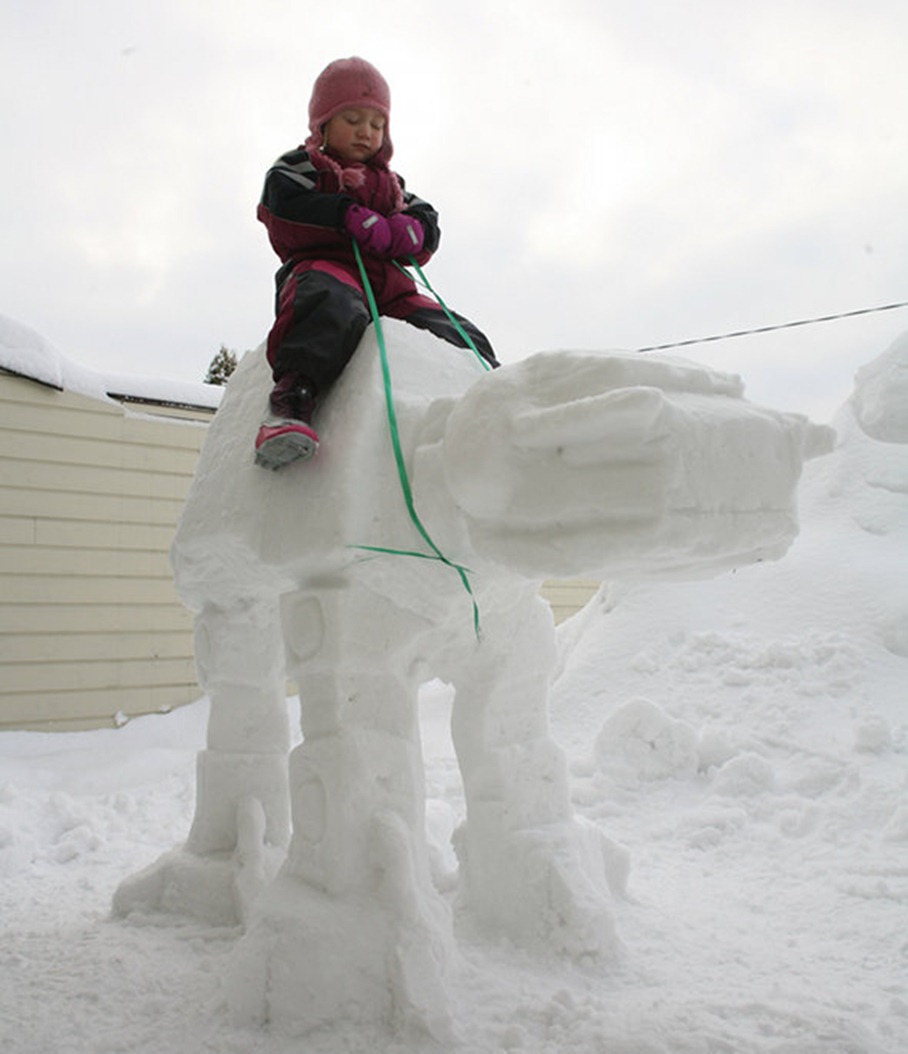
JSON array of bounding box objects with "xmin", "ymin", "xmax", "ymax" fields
[
  {"xmin": 0, "ymin": 372, "xmax": 210, "ymax": 731},
  {"xmin": 539, "ymin": 579, "xmax": 600, "ymax": 625}
]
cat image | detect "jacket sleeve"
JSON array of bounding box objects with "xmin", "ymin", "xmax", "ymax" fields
[
  {"xmin": 260, "ymin": 149, "xmax": 352, "ymax": 227},
  {"xmin": 258, "ymin": 149, "xmax": 442, "ymax": 267},
  {"xmin": 257, "ymin": 149, "xmax": 356, "ymax": 261},
  {"xmin": 398, "ymin": 178, "xmax": 440, "ymax": 264}
]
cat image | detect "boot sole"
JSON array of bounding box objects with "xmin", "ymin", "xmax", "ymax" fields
[{"xmin": 254, "ymin": 427, "xmax": 319, "ymax": 470}]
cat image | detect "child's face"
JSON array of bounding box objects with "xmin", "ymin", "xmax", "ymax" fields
[{"xmin": 323, "ymin": 107, "xmax": 386, "ymax": 163}]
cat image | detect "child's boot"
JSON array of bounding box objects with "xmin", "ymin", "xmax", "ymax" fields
[{"xmin": 254, "ymin": 375, "xmax": 320, "ymax": 469}]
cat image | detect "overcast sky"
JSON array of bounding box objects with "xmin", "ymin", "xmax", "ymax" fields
[{"xmin": 3, "ymin": 0, "xmax": 907, "ymax": 421}]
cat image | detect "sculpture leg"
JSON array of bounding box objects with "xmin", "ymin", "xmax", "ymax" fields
[
  {"xmin": 226, "ymin": 586, "xmax": 456, "ymax": 1040},
  {"xmin": 449, "ymin": 584, "xmax": 628, "ymax": 959},
  {"xmin": 114, "ymin": 598, "xmax": 291, "ymax": 925}
]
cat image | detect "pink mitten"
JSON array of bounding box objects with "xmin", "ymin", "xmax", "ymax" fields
[
  {"xmin": 386, "ymin": 214, "xmax": 425, "ymax": 258},
  {"xmin": 344, "ymin": 205, "xmax": 391, "ymax": 256}
]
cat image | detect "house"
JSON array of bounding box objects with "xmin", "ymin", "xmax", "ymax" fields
[{"xmin": 0, "ymin": 320, "xmax": 221, "ymax": 730}]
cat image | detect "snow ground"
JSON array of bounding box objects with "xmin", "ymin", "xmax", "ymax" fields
[{"xmin": 1, "ymin": 335, "xmax": 906, "ymax": 1053}]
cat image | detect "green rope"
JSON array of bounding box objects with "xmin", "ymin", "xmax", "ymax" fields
[
  {"xmin": 353, "ymin": 544, "xmax": 474, "ymax": 571},
  {"xmin": 395, "ymin": 256, "xmax": 492, "ymax": 372},
  {"xmin": 351, "ymin": 240, "xmax": 482, "ymax": 639}
]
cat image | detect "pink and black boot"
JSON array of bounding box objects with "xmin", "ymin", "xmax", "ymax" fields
[{"xmin": 254, "ymin": 375, "xmax": 320, "ymax": 470}]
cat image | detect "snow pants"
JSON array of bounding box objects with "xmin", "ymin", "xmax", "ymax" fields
[{"xmin": 266, "ymin": 260, "xmax": 497, "ymax": 395}]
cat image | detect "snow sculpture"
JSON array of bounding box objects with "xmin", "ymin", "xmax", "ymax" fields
[{"xmin": 114, "ymin": 321, "xmax": 831, "ymax": 1037}]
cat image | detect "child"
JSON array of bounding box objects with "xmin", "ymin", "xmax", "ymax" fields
[{"xmin": 255, "ymin": 56, "xmax": 498, "ymax": 470}]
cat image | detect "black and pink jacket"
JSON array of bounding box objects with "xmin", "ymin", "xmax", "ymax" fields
[{"xmin": 257, "ymin": 147, "xmax": 440, "ymax": 308}]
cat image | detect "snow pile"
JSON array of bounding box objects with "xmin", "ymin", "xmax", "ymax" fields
[
  {"xmin": 548, "ymin": 333, "xmax": 908, "ymax": 1050},
  {"xmin": 851, "ymin": 330, "xmax": 908, "ymax": 443},
  {"xmin": 1, "ymin": 312, "xmax": 87, "ymax": 392},
  {"xmin": 591, "ymin": 698, "xmax": 700, "ymax": 782},
  {"xmin": 0, "ymin": 313, "xmax": 222, "ymax": 410},
  {"xmin": 1, "ymin": 325, "xmax": 905, "ymax": 1052}
]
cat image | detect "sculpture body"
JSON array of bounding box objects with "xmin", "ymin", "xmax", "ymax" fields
[{"xmin": 115, "ymin": 322, "xmax": 830, "ymax": 1036}]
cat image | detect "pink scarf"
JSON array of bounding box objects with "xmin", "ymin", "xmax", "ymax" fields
[{"xmin": 307, "ymin": 146, "xmax": 405, "ymax": 215}]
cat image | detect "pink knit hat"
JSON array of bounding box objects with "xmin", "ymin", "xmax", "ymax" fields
[{"xmin": 306, "ymin": 57, "xmax": 393, "ymax": 162}]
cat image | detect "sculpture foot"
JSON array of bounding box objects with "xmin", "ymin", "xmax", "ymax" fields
[
  {"xmin": 225, "ymin": 812, "xmax": 457, "ymax": 1041},
  {"xmin": 456, "ymin": 817, "xmax": 628, "ymax": 960},
  {"xmin": 112, "ymin": 798, "xmax": 283, "ymax": 927}
]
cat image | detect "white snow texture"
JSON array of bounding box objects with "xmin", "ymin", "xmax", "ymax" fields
[{"xmin": 2, "ymin": 318, "xmax": 907, "ymax": 1053}]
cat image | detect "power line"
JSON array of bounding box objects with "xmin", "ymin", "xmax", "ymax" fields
[{"xmin": 636, "ymin": 299, "xmax": 908, "ymax": 354}]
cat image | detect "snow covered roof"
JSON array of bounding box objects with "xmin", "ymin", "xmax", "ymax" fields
[{"xmin": 0, "ymin": 314, "xmax": 223, "ymax": 414}]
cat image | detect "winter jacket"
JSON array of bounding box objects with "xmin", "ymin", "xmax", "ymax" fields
[{"xmin": 257, "ymin": 147, "xmax": 440, "ymax": 307}]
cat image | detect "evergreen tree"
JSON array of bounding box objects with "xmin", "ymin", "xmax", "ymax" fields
[{"xmin": 205, "ymin": 345, "xmax": 238, "ymax": 385}]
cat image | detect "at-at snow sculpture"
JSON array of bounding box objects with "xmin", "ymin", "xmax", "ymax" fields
[{"xmin": 115, "ymin": 322, "xmax": 830, "ymax": 1037}]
